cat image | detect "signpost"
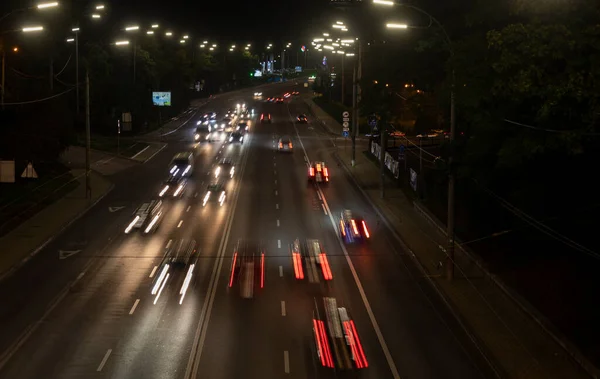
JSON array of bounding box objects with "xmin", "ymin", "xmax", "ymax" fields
[{"xmin": 342, "ymin": 110, "xmax": 350, "ymax": 136}]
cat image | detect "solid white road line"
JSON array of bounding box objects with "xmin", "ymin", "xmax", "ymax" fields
[
  {"xmin": 281, "ymin": 301, "xmax": 286, "ymax": 316},
  {"xmin": 130, "ymin": 145, "xmax": 150, "ymax": 159},
  {"xmin": 149, "ymin": 266, "xmax": 158, "ymax": 278},
  {"xmin": 276, "ymin": 204, "xmax": 279, "ymax": 210},
  {"xmin": 321, "ymin": 203, "xmax": 328, "ymax": 215},
  {"xmin": 277, "ymin": 219, "xmax": 280, "ymax": 227},
  {"xmin": 186, "ymin": 125, "xmax": 253, "ymax": 379},
  {"xmin": 284, "ymin": 350, "xmax": 290, "ymax": 373},
  {"xmin": 278, "ymin": 240, "xmax": 281, "ymax": 248},
  {"xmin": 177, "ymin": 220, "xmax": 183, "ymax": 228},
  {"xmin": 317, "ymin": 191, "xmax": 322, "ymax": 200},
  {"xmin": 96, "ymin": 349, "xmax": 112, "ymax": 372},
  {"xmin": 319, "ymin": 187, "xmax": 402, "ymax": 379},
  {"xmin": 129, "ymin": 299, "xmax": 140, "ymax": 315},
  {"xmin": 279, "ymin": 266, "xmax": 283, "ymax": 277},
  {"xmin": 166, "ymin": 239, "xmax": 173, "ymax": 249},
  {"xmin": 290, "ymin": 100, "xmax": 401, "ymax": 378}
]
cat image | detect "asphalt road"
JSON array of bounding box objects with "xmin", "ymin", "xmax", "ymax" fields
[{"xmin": 0, "ymin": 82, "xmax": 494, "ymax": 379}]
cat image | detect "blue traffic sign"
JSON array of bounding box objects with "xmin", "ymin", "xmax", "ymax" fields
[
  {"xmin": 399, "ymin": 144, "xmax": 405, "ymax": 153},
  {"xmin": 342, "ymin": 130, "xmax": 349, "ymax": 137},
  {"xmin": 368, "ymin": 119, "xmax": 377, "ymax": 127}
]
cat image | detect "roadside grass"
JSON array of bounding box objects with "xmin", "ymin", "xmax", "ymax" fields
[{"xmin": 75, "ymin": 134, "xmax": 148, "ymax": 158}]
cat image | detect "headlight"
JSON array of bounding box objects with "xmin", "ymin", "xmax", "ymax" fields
[
  {"xmin": 195, "ymin": 134, "xmax": 200, "ymax": 140},
  {"xmin": 229, "ymin": 137, "xmax": 233, "ymax": 142},
  {"xmin": 240, "ymin": 137, "xmax": 243, "ymax": 142}
]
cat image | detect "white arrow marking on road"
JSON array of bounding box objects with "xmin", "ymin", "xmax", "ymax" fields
[
  {"xmin": 59, "ymin": 250, "xmax": 82, "ymax": 260},
  {"xmin": 108, "ymin": 206, "xmax": 126, "ymax": 213}
]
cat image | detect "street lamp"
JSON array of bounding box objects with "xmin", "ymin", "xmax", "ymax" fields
[
  {"xmin": 375, "ymin": 0, "xmax": 457, "ymax": 280},
  {"xmin": 22, "ymin": 26, "xmax": 44, "ymax": 32},
  {"xmin": 125, "ymin": 25, "xmax": 139, "ymax": 31},
  {"xmin": 151, "ymin": 24, "xmax": 159, "ymax": 28},
  {"xmin": 91, "ymin": 14, "xmax": 100, "ymax": 19},
  {"xmin": 386, "ymin": 23, "xmax": 408, "ymax": 29},
  {"xmin": 37, "ymin": 2, "xmax": 59, "ymax": 9},
  {"xmin": 146, "ymin": 30, "xmax": 154, "ymax": 35},
  {"xmin": 165, "ymin": 31, "xmax": 172, "ymax": 36},
  {"xmin": 115, "ymin": 40, "xmax": 129, "ymax": 45},
  {"xmin": 95, "ymin": 4, "xmax": 105, "ymax": 10}
]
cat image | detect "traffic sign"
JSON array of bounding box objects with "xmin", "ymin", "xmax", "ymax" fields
[
  {"xmin": 342, "ymin": 117, "xmax": 350, "ymax": 122},
  {"xmin": 342, "ymin": 121, "xmax": 349, "ymax": 128},
  {"xmin": 342, "ymin": 130, "xmax": 349, "ymax": 137},
  {"xmin": 400, "ymin": 144, "xmax": 405, "ymax": 153},
  {"xmin": 342, "ymin": 111, "xmax": 350, "ymax": 118},
  {"xmin": 21, "ymin": 162, "xmax": 38, "ymax": 179}
]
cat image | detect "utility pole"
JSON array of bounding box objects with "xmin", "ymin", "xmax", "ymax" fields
[
  {"xmin": 380, "ymin": 124, "xmax": 385, "ymax": 198},
  {"xmin": 133, "ymin": 41, "xmax": 137, "ymax": 84},
  {"xmin": 49, "ymin": 56, "xmax": 53, "ymax": 93},
  {"xmin": 351, "ymin": 64, "xmax": 357, "ymax": 167},
  {"xmin": 75, "ymin": 31, "xmax": 79, "ymax": 115},
  {"xmin": 85, "ymin": 71, "xmax": 91, "ymax": 199},
  {"xmin": 419, "ymin": 137, "xmax": 423, "ymax": 199},
  {"xmin": 1, "ymin": 49, "xmax": 5, "ymax": 110},
  {"xmin": 446, "ymin": 71, "xmax": 456, "ymax": 280},
  {"xmin": 351, "ymin": 39, "xmax": 362, "ymax": 167},
  {"xmin": 341, "ymin": 54, "xmax": 345, "ymax": 106}
]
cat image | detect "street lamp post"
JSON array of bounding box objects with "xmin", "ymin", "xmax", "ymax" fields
[{"xmin": 377, "ymin": 0, "xmax": 457, "ymax": 280}]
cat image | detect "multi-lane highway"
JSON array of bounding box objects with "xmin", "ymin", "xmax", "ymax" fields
[{"xmin": 0, "ymin": 83, "xmax": 494, "ymax": 378}]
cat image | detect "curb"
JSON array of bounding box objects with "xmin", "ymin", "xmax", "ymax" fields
[
  {"xmin": 331, "ymin": 150, "xmax": 503, "ymax": 378},
  {"xmin": 0, "ymin": 178, "xmax": 115, "ymax": 283}
]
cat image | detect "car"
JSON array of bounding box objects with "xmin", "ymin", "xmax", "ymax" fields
[
  {"xmin": 207, "ymin": 129, "xmax": 227, "ymax": 142},
  {"xmin": 290, "ymin": 239, "xmax": 332, "ymax": 281},
  {"xmin": 308, "ymin": 161, "xmax": 329, "ymax": 183},
  {"xmin": 266, "ymin": 97, "xmax": 274, "ymax": 102},
  {"xmin": 260, "ymin": 113, "xmax": 272, "ymax": 123},
  {"xmin": 339, "ymin": 209, "xmax": 370, "ymax": 243},
  {"xmin": 254, "ymin": 92, "xmax": 262, "ymax": 99},
  {"xmin": 228, "ymin": 131, "xmax": 244, "ymax": 144},
  {"xmin": 296, "ymin": 114, "xmax": 308, "ymax": 123},
  {"xmin": 202, "ymin": 182, "xmax": 226, "ymax": 207},
  {"xmin": 214, "ymin": 157, "xmax": 235, "ymax": 179},
  {"xmin": 194, "ymin": 126, "xmax": 210, "ymax": 142},
  {"xmin": 159, "ymin": 174, "xmax": 188, "ymax": 198},
  {"xmin": 292, "ymin": 91, "xmax": 300, "ymax": 96},
  {"xmin": 125, "ymin": 200, "xmax": 164, "ymax": 234},
  {"xmin": 239, "ymin": 109, "xmax": 250, "ymax": 119},
  {"xmin": 169, "ymin": 152, "xmax": 194, "ymax": 177},
  {"xmin": 236, "ymin": 121, "xmax": 249, "ymax": 132},
  {"xmin": 283, "ymin": 92, "xmax": 291, "ymax": 98},
  {"xmin": 275, "ymin": 98, "xmax": 284, "ymax": 104},
  {"xmin": 227, "ymin": 241, "xmax": 266, "ymax": 298},
  {"xmin": 312, "ymin": 297, "xmax": 368, "ymax": 369},
  {"xmin": 151, "ymin": 239, "xmax": 197, "ymax": 304},
  {"xmin": 278, "ymin": 136, "xmax": 293, "ymax": 152}
]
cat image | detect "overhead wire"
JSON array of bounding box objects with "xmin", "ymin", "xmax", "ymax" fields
[
  {"xmin": 54, "ymin": 54, "xmax": 72, "ymax": 77},
  {"xmin": 2, "ymin": 88, "xmax": 74, "ymax": 106}
]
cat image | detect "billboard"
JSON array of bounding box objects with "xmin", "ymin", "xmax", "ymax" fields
[{"xmin": 152, "ymin": 92, "xmax": 171, "ymax": 106}]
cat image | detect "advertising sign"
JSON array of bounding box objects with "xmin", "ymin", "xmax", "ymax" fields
[
  {"xmin": 295, "ymin": 66, "xmax": 303, "ymax": 73},
  {"xmin": 0, "ymin": 160, "xmax": 15, "ymax": 183},
  {"xmin": 152, "ymin": 92, "xmax": 171, "ymax": 106}
]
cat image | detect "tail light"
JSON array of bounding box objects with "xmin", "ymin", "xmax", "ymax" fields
[
  {"xmin": 278, "ymin": 142, "xmax": 283, "ymax": 148},
  {"xmin": 260, "ymin": 114, "xmax": 264, "ymax": 120},
  {"xmin": 309, "ymin": 167, "xmax": 315, "ymax": 176},
  {"xmin": 350, "ymin": 219, "xmax": 359, "ymax": 235},
  {"xmin": 361, "ymin": 220, "xmax": 370, "ymax": 238},
  {"xmin": 288, "ymin": 142, "xmax": 293, "ymax": 149},
  {"xmin": 323, "ymin": 167, "xmax": 329, "ymax": 177}
]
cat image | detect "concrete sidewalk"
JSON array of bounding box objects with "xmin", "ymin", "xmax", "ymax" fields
[
  {"xmin": 0, "ymin": 169, "xmax": 113, "ymax": 281},
  {"xmin": 306, "ymin": 97, "xmax": 595, "ymax": 379}
]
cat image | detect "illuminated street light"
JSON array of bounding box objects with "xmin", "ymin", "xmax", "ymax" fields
[
  {"xmin": 245, "ymin": 46, "xmax": 249, "ymax": 50},
  {"xmin": 247, "ymin": 43, "xmax": 251, "ymax": 46},
  {"xmin": 165, "ymin": 31, "xmax": 173, "ymax": 36},
  {"xmin": 147, "ymin": 30, "xmax": 154, "ymax": 35},
  {"xmin": 37, "ymin": 2, "xmax": 58, "ymax": 9},
  {"xmin": 95, "ymin": 4, "xmax": 105, "ymax": 10},
  {"xmin": 229, "ymin": 48, "xmax": 233, "ymax": 51},
  {"xmin": 341, "ymin": 27, "xmax": 348, "ymax": 31},
  {"xmin": 386, "ymin": 23, "xmax": 408, "ymax": 29},
  {"xmin": 332, "ymin": 43, "xmax": 339, "ymax": 46},
  {"xmin": 231, "ymin": 44, "xmax": 236, "ymax": 48},
  {"xmin": 183, "ymin": 35, "xmax": 189, "ymax": 39},
  {"xmin": 209, "ymin": 47, "xmax": 214, "ymax": 51},
  {"xmin": 13, "ymin": 47, "xmax": 18, "ymax": 52},
  {"xmin": 323, "ymin": 45, "xmax": 334, "ymax": 50},
  {"xmin": 341, "ymin": 39, "xmax": 354, "ymax": 43},
  {"xmin": 91, "ymin": 14, "xmax": 101, "ymax": 19},
  {"xmin": 212, "ymin": 43, "xmax": 216, "ymax": 47},
  {"xmin": 180, "ymin": 40, "xmax": 185, "ymax": 43},
  {"xmin": 151, "ymin": 24, "xmax": 159, "ymax": 28},
  {"xmin": 115, "ymin": 40, "xmax": 129, "ymax": 46},
  {"xmin": 373, "ymin": 0, "xmax": 394, "ymax": 5},
  {"xmin": 72, "ymin": 27, "xmax": 80, "ymax": 32},
  {"xmin": 200, "ymin": 44, "xmax": 205, "ymax": 48},
  {"xmin": 22, "ymin": 26, "xmax": 43, "ymax": 32},
  {"xmin": 323, "ymin": 33, "xmax": 329, "ymax": 36},
  {"xmin": 332, "ymin": 24, "xmax": 344, "ymax": 29},
  {"xmin": 125, "ymin": 26, "xmax": 139, "ymax": 31},
  {"xmin": 346, "ymin": 53, "xmax": 355, "ymax": 57},
  {"xmin": 203, "ymin": 40, "xmax": 208, "ymax": 43},
  {"xmin": 66, "ymin": 38, "xmax": 74, "ymax": 42}
]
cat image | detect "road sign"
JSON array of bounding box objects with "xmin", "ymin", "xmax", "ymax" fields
[
  {"xmin": 342, "ymin": 121, "xmax": 349, "ymax": 128},
  {"xmin": 342, "ymin": 117, "xmax": 350, "ymax": 122},
  {"xmin": 21, "ymin": 162, "xmax": 38, "ymax": 179},
  {"xmin": 398, "ymin": 153, "xmax": 405, "ymax": 161},
  {"xmin": 342, "ymin": 111, "xmax": 350, "ymax": 118},
  {"xmin": 399, "ymin": 144, "xmax": 405, "ymax": 153},
  {"xmin": 342, "ymin": 130, "xmax": 349, "ymax": 137}
]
